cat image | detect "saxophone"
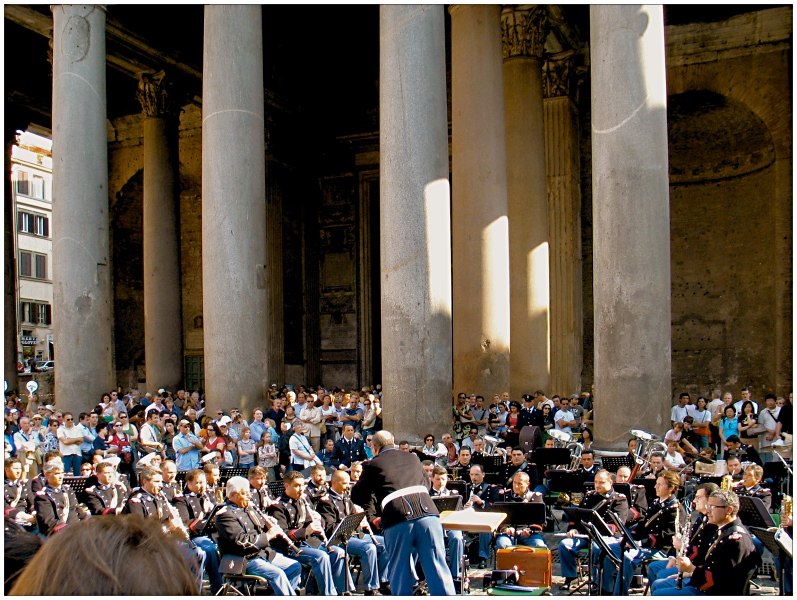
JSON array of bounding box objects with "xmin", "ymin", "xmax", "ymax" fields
[{"xmin": 720, "ymin": 474, "xmax": 733, "ymax": 490}]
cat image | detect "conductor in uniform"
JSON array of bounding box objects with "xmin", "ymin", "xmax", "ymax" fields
[
  {"xmin": 350, "ymin": 430, "xmax": 456, "ymax": 596},
  {"xmin": 34, "ymin": 459, "xmax": 87, "ymax": 535},
  {"xmin": 215, "ymin": 476, "xmax": 302, "ymax": 596}
]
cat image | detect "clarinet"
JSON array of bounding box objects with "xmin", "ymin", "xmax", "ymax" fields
[
  {"xmin": 675, "ymin": 502, "xmax": 687, "ymax": 589},
  {"xmin": 160, "ymin": 491, "xmax": 196, "ymax": 549},
  {"xmin": 254, "ymin": 509, "xmax": 303, "ymax": 556}
]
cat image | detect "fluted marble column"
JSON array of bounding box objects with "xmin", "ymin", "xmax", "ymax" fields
[
  {"xmin": 51, "ymin": 5, "xmax": 113, "ymax": 413},
  {"xmin": 502, "ymin": 6, "xmax": 550, "ymax": 399},
  {"xmin": 138, "ymin": 71, "xmax": 184, "ymax": 392},
  {"xmin": 202, "ymin": 5, "xmax": 268, "ymax": 413},
  {"xmin": 265, "ymin": 158, "xmax": 284, "ymax": 387},
  {"xmin": 543, "ymin": 51, "xmax": 583, "ymax": 398},
  {"xmin": 591, "ymin": 5, "xmax": 671, "ymax": 446},
  {"xmin": 380, "ymin": 5, "xmax": 452, "ymax": 443},
  {"xmin": 450, "ymin": 4, "xmax": 511, "ymax": 399}
]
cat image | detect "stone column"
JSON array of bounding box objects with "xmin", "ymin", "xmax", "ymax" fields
[
  {"xmin": 5, "ymin": 135, "xmax": 19, "ymax": 393},
  {"xmin": 202, "ymin": 5, "xmax": 268, "ymax": 414},
  {"xmin": 265, "ymin": 158, "xmax": 284, "ymax": 387},
  {"xmin": 543, "ymin": 51, "xmax": 584, "ymax": 398},
  {"xmin": 501, "ymin": 6, "xmax": 550, "ymax": 399},
  {"xmin": 137, "ymin": 71, "xmax": 183, "ymax": 392},
  {"xmin": 51, "ymin": 5, "xmax": 113, "ymax": 413},
  {"xmin": 380, "ymin": 5, "xmax": 452, "ymax": 442},
  {"xmin": 591, "ymin": 5, "xmax": 671, "ymax": 446},
  {"xmin": 450, "ymin": 4, "xmax": 511, "ymax": 399}
]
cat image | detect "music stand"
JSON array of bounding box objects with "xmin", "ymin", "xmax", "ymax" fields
[
  {"xmin": 198, "ymin": 501, "xmax": 225, "ymax": 537},
  {"xmin": 532, "ymin": 448, "xmax": 571, "ymax": 467},
  {"xmin": 486, "ymin": 502, "xmax": 546, "ymax": 529},
  {"xmin": 220, "ymin": 467, "xmax": 249, "ymax": 484},
  {"xmin": 605, "ymin": 510, "xmax": 640, "ymax": 552},
  {"xmin": 63, "ymin": 476, "xmax": 89, "ymax": 494},
  {"xmin": 473, "ymin": 455, "xmax": 504, "ymax": 474},
  {"xmin": 268, "ymin": 480, "xmax": 285, "ymax": 499},
  {"xmin": 749, "ymin": 527, "xmax": 788, "ymax": 596},
  {"xmin": 631, "ymin": 478, "xmax": 657, "ymax": 502},
  {"xmin": 176, "ymin": 470, "xmax": 188, "ymax": 483},
  {"xmin": 447, "ymin": 480, "xmax": 468, "ymax": 498},
  {"xmin": 432, "ymin": 496, "xmax": 463, "ymax": 512},
  {"xmin": 548, "ymin": 471, "xmax": 591, "ymax": 495},
  {"xmin": 561, "ymin": 507, "xmax": 614, "ymax": 538},
  {"xmin": 601, "ymin": 455, "xmax": 635, "ymax": 473},
  {"xmin": 441, "ymin": 508, "xmax": 508, "ymax": 594},
  {"xmin": 738, "ymin": 496, "xmax": 776, "ymax": 528}
]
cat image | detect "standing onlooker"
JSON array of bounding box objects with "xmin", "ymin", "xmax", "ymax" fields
[
  {"xmin": 670, "ymin": 393, "xmax": 690, "ymax": 427},
  {"xmin": 757, "ymin": 394, "xmax": 780, "ymax": 463},
  {"xmin": 237, "ymin": 427, "xmax": 257, "ymax": 468},
  {"xmin": 690, "ymin": 397, "xmax": 712, "ymax": 449},
  {"xmin": 361, "ymin": 396, "xmax": 378, "ymax": 438},
  {"xmin": 299, "ymin": 397, "xmax": 323, "ymax": 453},
  {"xmin": 734, "ymin": 387, "xmax": 760, "ymax": 415},
  {"xmin": 256, "ymin": 432, "xmax": 278, "ymax": 482},
  {"xmin": 737, "ymin": 401, "xmax": 760, "ymax": 450},
  {"xmin": 554, "ymin": 397, "xmax": 577, "ymax": 434},
  {"xmin": 341, "ymin": 395, "xmax": 364, "ymax": 436},
  {"xmin": 319, "ymin": 395, "xmax": 338, "ymax": 445},
  {"xmin": 108, "ymin": 419, "xmax": 137, "ymax": 485},
  {"xmin": 773, "ymin": 391, "xmax": 793, "ymax": 458},
  {"xmin": 249, "ymin": 408, "xmax": 267, "ymax": 444},
  {"xmin": 57, "ymin": 412, "xmax": 84, "ymax": 475},
  {"xmin": 172, "ymin": 419, "xmax": 203, "ymax": 471},
  {"xmin": 720, "ymin": 405, "xmax": 739, "ymax": 447}
]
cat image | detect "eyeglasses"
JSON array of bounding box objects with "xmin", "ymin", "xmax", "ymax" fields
[
  {"xmin": 707, "ymin": 504, "xmax": 727, "ymax": 510},
  {"xmin": 120, "ymin": 415, "xmax": 128, "ymax": 418},
  {"xmin": 65, "ymin": 418, "xmax": 73, "ymax": 422}
]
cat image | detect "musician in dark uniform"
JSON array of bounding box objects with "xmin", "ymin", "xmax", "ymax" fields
[
  {"xmin": 350, "ymin": 430, "xmax": 455, "ymax": 596},
  {"xmin": 33, "ymin": 459, "xmax": 87, "ymax": 536},
  {"xmin": 502, "ymin": 446, "xmax": 538, "ymax": 489},
  {"xmin": 735, "ymin": 464, "xmax": 772, "ymax": 511},
  {"xmin": 316, "ymin": 469, "xmax": 389, "ymax": 596},
  {"xmin": 215, "ymin": 475, "xmax": 302, "ymax": 595},
  {"xmin": 494, "ymin": 471, "xmax": 546, "ymax": 550},
  {"xmin": 171, "ymin": 468, "xmax": 224, "ymax": 595},
  {"xmin": 305, "ymin": 464, "xmax": 329, "ymax": 504},
  {"xmin": 160, "ymin": 459, "xmax": 179, "ymax": 502},
  {"xmin": 123, "ymin": 465, "xmax": 207, "ymax": 594},
  {"xmin": 648, "ymin": 482, "xmax": 719, "ymax": 588},
  {"xmin": 603, "ymin": 470, "xmax": 686, "ymax": 595},
  {"xmin": 447, "ymin": 446, "xmax": 474, "ymax": 483},
  {"xmin": 616, "ymin": 465, "xmax": 648, "ymax": 523},
  {"xmin": 558, "ymin": 469, "xmax": 629, "ymax": 590},
  {"xmin": 247, "ymin": 465, "xmax": 273, "ymax": 512},
  {"xmin": 4, "ymin": 457, "xmax": 35, "ymax": 528},
  {"xmin": 576, "ymin": 449, "xmax": 600, "ymax": 478},
  {"xmin": 266, "ymin": 470, "xmax": 348, "ymax": 596},
  {"xmin": 465, "ymin": 464, "xmax": 498, "ymax": 568},
  {"xmin": 653, "ymin": 489, "xmax": 760, "ymax": 596},
  {"xmin": 331, "ymin": 424, "xmax": 367, "ymax": 470},
  {"xmin": 83, "ymin": 461, "xmax": 129, "ymax": 515},
  {"xmin": 722, "ymin": 435, "xmax": 763, "ymax": 466},
  {"xmin": 429, "ymin": 466, "xmax": 465, "ymax": 581}
]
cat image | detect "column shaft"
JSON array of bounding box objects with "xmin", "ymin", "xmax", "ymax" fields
[
  {"xmin": 52, "ymin": 5, "xmax": 113, "ymax": 413},
  {"xmin": 380, "ymin": 5, "xmax": 452, "ymax": 442},
  {"xmin": 591, "ymin": 5, "xmax": 671, "ymax": 446},
  {"xmin": 5, "ymin": 139, "xmax": 19, "ymax": 392},
  {"xmin": 451, "ymin": 4, "xmax": 511, "ymax": 399},
  {"xmin": 545, "ymin": 94, "xmax": 583, "ymax": 397},
  {"xmin": 202, "ymin": 5, "xmax": 268, "ymax": 413},
  {"xmin": 502, "ymin": 6, "xmax": 550, "ymax": 399},
  {"xmin": 265, "ymin": 160, "xmax": 284, "ymax": 386},
  {"xmin": 142, "ymin": 115, "xmax": 183, "ymax": 391}
]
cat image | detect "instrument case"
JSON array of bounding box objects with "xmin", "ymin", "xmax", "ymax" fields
[{"xmin": 496, "ymin": 546, "xmax": 552, "ymax": 587}]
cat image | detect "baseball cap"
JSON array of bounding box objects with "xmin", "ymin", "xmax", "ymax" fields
[
  {"xmin": 44, "ymin": 405, "xmax": 54, "ymax": 412},
  {"xmin": 178, "ymin": 419, "xmax": 191, "ymax": 427},
  {"xmin": 217, "ymin": 416, "xmax": 232, "ymax": 426}
]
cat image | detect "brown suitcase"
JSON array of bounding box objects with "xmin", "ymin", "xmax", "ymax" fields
[{"xmin": 496, "ymin": 546, "xmax": 553, "ymax": 587}]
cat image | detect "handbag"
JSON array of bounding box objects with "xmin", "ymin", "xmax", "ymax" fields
[{"xmin": 219, "ymin": 555, "xmax": 248, "ymax": 576}]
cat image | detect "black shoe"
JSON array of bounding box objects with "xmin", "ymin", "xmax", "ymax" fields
[
  {"xmin": 378, "ymin": 583, "xmax": 392, "ymax": 595},
  {"xmin": 364, "ymin": 591, "xmax": 382, "ymax": 596},
  {"xmin": 476, "ymin": 560, "xmax": 487, "ymax": 569}
]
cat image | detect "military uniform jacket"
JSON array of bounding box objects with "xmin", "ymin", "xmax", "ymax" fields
[
  {"xmin": 315, "ymin": 488, "xmax": 361, "ymax": 539},
  {"xmin": 627, "ymin": 484, "xmax": 648, "ymax": 522},
  {"xmin": 161, "ymin": 482, "xmax": 178, "ymax": 503},
  {"xmin": 34, "ymin": 484, "xmax": 86, "ymax": 535},
  {"xmin": 568, "ymin": 489, "xmax": 629, "ymax": 535},
  {"xmin": 632, "ymin": 496, "xmax": 685, "ymax": 554},
  {"xmin": 84, "ymin": 482, "xmax": 129, "ymax": 515},
  {"xmin": 4, "ymin": 479, "xmax": 29, "ymax": 519},
  {"xmin": 683, "ymin": 512, "xmax": 718, "ymax": 566},
  {"xmin": 266, "ymin": 493, "xmax": 322, "ymax": 553},
  {"xmin": 687, "ymin": 518, "xmax": 760, "ymax": 595},
  {"xmin": 502, "ymin": 461, "xmax": 538, "ymax": 489},
  {"xmin": 305, "ymin": 482, "xmax": 328, "ymax": 505},
  {"xmin": 446, "ymin": 462, "xmax": 473, "ymax": 484},
  {"xmin": 466, "ymin": 481, "xmax": 498, "ymax": 508},
  {"xmin": 350, "ymin": 447, "xmax": 439, "ymax": 532},
  {"xmin": 249, "ymin": 485, "xmax": 273, "ymax": 513},
  {"xmin": 736, "ymin": 484, "xmax": 772, "ymax": 512},
  {"xmin": 331, "ymin": 436, "xmax": 367, "ymax": 469},
  {"xmin": 215, "ymin": 501, "xmax": 276, "ymax": 560},
  {"xmin": 25, "ymin": 472, "xmax": 46, "ymax": 507},
  {"xmin": 122, "ymin": 487, "xmax": 170, "ymax": 523},
  {"xmin": 172, "ymin": 491, "xmax": 216, "ymax": 536}
]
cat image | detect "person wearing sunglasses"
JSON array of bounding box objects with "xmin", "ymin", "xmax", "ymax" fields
[
  {"xmin": 56, "ymin": 412, "xmax": 84, "ymax": 475},
  {"xmin": 652, "ymin": 488, "xmax": 760, "ymax": 596}
]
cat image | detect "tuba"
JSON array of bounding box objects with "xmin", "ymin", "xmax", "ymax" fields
[
  {"xmin": 628, "ymin": 429, "xmax": 668, "ymax": 475},
  {"xmin": 483, "ymin": 435, "xmax": 508, "ymax": 459},
  {"xmin": 566, "ymin": 439, "xmax": 584, "ymax": 471}
]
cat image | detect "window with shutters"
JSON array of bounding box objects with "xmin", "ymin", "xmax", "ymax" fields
[
  {"xmin": 19, "ymin": 251, "xmax": 46, "ymax": 279},
  {"xmin": 16, "ymin": 171, "xmax": 29, "ymax": 195},
  {"xmin": 37, "ymin": 303, "xmax": 51, "ymax": 325},
  {"xmin": 18, "ymin": 211, "xmax": 49, "ymax": 237},
  {"xmin": 31, "ymin": 175, "xmax": 46, "ymax": 199},
  {"xmin": 19, "ymin": 302, "xmax": 52, "ymax": 326}
]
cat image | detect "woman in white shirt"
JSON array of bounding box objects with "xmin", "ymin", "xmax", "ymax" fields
[{"xmin": 690, "ymin": 396, "xmax": 712, "ymax": 448}]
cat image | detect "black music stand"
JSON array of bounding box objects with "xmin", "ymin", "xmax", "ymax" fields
[
  {"xmin": 176, "ymin": 470, "xmax": 188, "ymax": 483},
  {"xmin": 432, "ymin": 496, "xmax": 463, "ymax": 512},
  {"xmin": 533, "ymin": 448, "xmax": 572, "ymax": 467},
  {"xmin": 63, "ymin": 476, "xmax": 90, "ymax": 494},
  {"xmin": 549, "ymin": 471, "xmax": 592, "ymax": 496},
  {"xmin": 739, "ymin": 496, "xmax": 776, "ymax": 528},
  {"xmin": 601, "ymin": 455, "xmax": 635, "ymax": 473},
  {"xmin": 198, "ymin": 501, "xmax": 226, "ymax": 537},
  {"xmin": 220, "ymin": 467, "xmax": 249, "ymax": 484},
  {"xmin": 631, "ymin": 478, "xmax": 657, "ymax": 503},
  {"xmin": 560, "ymin": 507, "xmax": 613, "ymax": 596},
  {"xmin": 473, "ymin": 455, "xmax": 503, "ymax": 473},
  {"xmin": 486, "ymin": 502, "xmax": 546, "ymax": 529},
  {"xmin": 446, "ymin": 480, "xmax": 467, "ymax": 498},
  {"xmin": 749, "ymin": 527, "xmax": 788, "ymax": 596},
  {"xmin": 327, "ymin": 512, "xmax": 368, "ymax": 592},
  {"xmin": 582, "ymin": 519, "xmax": 622, "ymax": 595},
  {"xmin": 268, "ymin": 480, "xmax": 285, "ymax": 499}
]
